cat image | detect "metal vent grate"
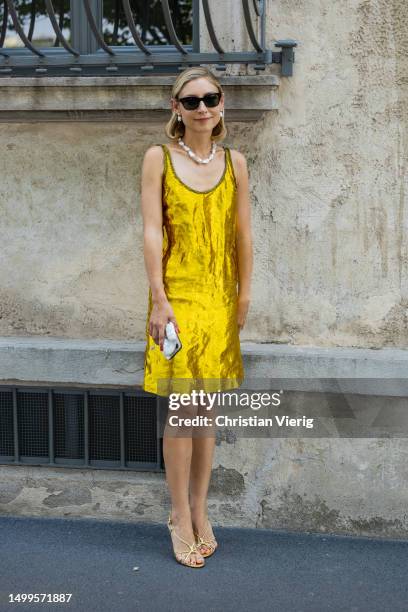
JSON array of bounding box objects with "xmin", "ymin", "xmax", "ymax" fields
[
  {"xmin": 125, "ymin": 395, "xmax": 158, "ymax": 464},
  {"xmin": 0, "ymin": 391, "xmax": 14, "ymax": 457},
  {"xmin": 18, "ymin": 391, "xmax": 49, "ymax": 459},
  {"xmin": 0, "ymin": 386, "xmax": 163, "ymax": 472},
  {"xmin": 89, "ymin": 395, "xmax": 121, "ymax": 463},
  {"xmin": 54, "ymin": 393, "xmax": 84, "ymax": 461}
]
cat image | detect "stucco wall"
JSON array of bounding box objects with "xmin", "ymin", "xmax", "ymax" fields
[
  {"xmin": 1, "ymin": 433, "xmax": 407, "ymax": 539},
  {"xmin": 0, "ymin": 0, "xmax": 406, "ymax": 348},
  {"xmin": 250, "ymin": 0, "xmax": 408, "ymax": 348},
  {"xmin": 1, "ymin": 121, "xmax": 157, "ymax": 340}
]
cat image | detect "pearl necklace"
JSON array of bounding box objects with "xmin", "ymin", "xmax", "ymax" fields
[{"xmin": 177, "ymin": 138, "xmax": 217, "ymax": 164}]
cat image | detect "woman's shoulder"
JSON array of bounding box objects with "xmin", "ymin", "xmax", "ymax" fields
[
  {"xmin": 227, "ymin": 148, "xmax": 248, "ymax": 183},
  {"xmin": 143, "ymin": 143, "xmax": 166, "ymax": 159},
  {"xmin": 141, "ymin": 145, "xmax": 166, "ymax": 183},
  {"xmin": 142, "ymin": 144, "xmax": 166, "ymax": 171},
  {"xmin": 228, "ymin": 147, "xmax": 247, "ymax": 165}
]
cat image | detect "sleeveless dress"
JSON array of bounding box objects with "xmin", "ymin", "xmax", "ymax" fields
[{"xmin": 142, "ymin": 143, "xmax": 244, "ymax": 397}]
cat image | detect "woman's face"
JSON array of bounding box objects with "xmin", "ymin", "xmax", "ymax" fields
[{"xmin": 172, "ymin": 77, "xmax": 224, "ymax": 134}]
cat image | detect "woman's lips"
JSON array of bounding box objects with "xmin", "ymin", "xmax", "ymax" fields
[{"xmin": 196, "ymin": 117, "xmax": 211, "ymax": 121}]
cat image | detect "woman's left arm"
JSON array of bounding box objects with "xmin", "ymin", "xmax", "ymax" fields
[{"xmin": 232, "ymin": 150, "xmax": 253, "ymax": 331}]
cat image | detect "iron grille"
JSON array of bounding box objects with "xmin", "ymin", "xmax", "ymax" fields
[
  {"xmin": 0, "ymin": 385, "xmax": 164, "ymax": 471},
  {"xmin": 0, "ymin": 1, "xmax": 296, "ymax": 77}
]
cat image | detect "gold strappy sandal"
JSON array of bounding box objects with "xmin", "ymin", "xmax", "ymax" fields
[
  {"xmin": 193, "ymin": 518, "xmax": 218, "ymax": 558},
  {"xmin": 167, "ymin": 513, "xmax": 205, "ymax": 568}
]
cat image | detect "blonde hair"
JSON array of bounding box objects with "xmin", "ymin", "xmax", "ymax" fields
[{"xmin": 165, "ymin": 66, "xmax": 227, "ymax": 142}]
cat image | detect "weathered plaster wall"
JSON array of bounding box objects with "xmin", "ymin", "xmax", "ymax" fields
[
  {"xmin": 0, "ymin": 0, "xmax": 407, "ymax": 348},
  {"xmin": 1, "ymin": 122, "xmax": 158, "ymax": 340},
  {"xmin": 1, "ymin": 434, "xmax": 407, "ymax": 539},
  {"xmin": 241, "ymin": 0, "xmax": 408, "ymax": 348}
]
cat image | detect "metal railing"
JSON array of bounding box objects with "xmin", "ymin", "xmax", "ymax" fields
[{"xmin": 0, "ymin": 0, "xmax": 296, "ymax": 77}]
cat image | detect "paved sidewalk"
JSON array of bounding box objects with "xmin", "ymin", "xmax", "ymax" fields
[{"xmin": 1, "ymin": 515, "xmax": 407, "ymax": 612}]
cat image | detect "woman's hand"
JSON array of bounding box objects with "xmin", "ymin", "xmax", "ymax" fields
[
  {"xmin": 237, "ymin": 295, "xmax": 250, "ymax": 332},
  {"xmin": 149, "ymin": 299, "xmax": 180, "ymax": 351}
]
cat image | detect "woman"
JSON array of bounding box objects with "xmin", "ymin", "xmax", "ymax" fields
[{"xmin": 140, "ymin": 66, "xmax": 253, "ymax": 568}]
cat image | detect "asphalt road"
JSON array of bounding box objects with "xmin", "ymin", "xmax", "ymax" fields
[{"xmin": 1, "ymin": 515, "xmax": 407, "ymax": 612}]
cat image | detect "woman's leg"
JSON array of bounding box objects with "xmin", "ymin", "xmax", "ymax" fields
[
  {"xmin": 162, "ymin": 398, "xmax": 204, "ymax": 565},
  {"xmin": 189, "ymin": 395, "xmax": 218, "ymax": 554}
]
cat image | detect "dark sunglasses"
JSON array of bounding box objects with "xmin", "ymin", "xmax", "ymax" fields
[{"xmin": 178, "ymin": 92, "xmax": 221, "ymax": 111}]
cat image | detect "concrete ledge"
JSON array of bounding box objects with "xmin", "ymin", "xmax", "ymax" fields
[
  {"xmin": 0, "ymin": 336, "xmax": 407, "ymax": 395},
  {"xmin": 0, "ymin": 75, "xmax": 279, "ymax": 122}
]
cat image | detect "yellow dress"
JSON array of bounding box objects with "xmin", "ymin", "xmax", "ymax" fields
[{"xmin": 142, "ymin": 143, "xmax": 244, "ymax": 397}]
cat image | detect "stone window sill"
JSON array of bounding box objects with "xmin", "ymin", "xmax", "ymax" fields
[{"xmin": 0, "ymin": 75, "xmax": 279, "ymax": 122}]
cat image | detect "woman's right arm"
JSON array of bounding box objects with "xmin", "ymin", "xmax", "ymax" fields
[{"xmin": 141, "ymin": 146, "xmax": 179, "ymax": 351}]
